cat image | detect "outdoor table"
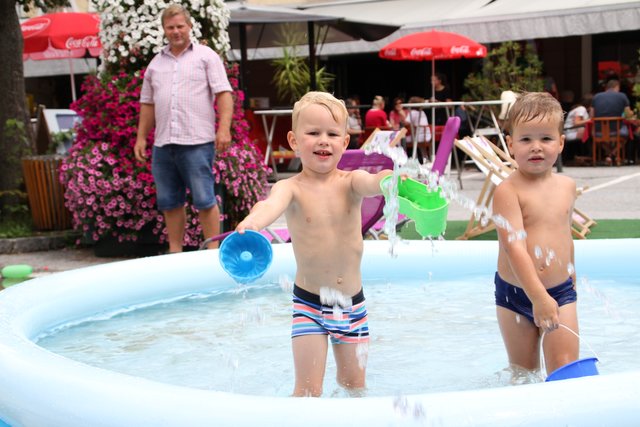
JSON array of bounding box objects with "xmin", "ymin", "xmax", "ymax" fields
[
  {"xmin": 402, "ymin": 101, "xmax": 463, "ymax": 159},
  {"xmin": 254, "ymin": 109, "xmax": 293, "ymax": 179},
  {"xmin": 402, "ymin": 100, "xmax": 509, "ymax": 188}
]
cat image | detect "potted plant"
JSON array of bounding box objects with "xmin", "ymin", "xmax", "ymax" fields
[{"xmin": 271, "ymin": 25, "xmax": 335, "ymax": 104}]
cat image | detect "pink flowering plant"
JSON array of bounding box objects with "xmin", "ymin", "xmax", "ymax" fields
[
  {"xmin": 61, "ymin": 62, "xmax": 270, "ymax": 246},
  {"xmin": 61, "ymin": 1, "xmax": 270, "ymax": 247},
  {"xmin": 60, "ymin": 71, "xmax": 165, "ymax": 243}
]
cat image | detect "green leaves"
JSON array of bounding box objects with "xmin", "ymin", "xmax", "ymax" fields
[
  {"xmin": 270, "ymin": 24, "xmax": 335, "ymax": 104},
  {"xmin": 463, "ymin": 41, "xmax": 544, "ymax": 101},
  {"xmin": 17, "ymin": 0, "xmax": 69, "ymax": 13}
]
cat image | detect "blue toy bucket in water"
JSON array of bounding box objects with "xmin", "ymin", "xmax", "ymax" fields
[
  {"xmin": 545, "ymin": 357, "xmax": 599, "ymax": 382},
  {"xmin": 219, "ymin": 230, "xmax": 273, "ymax": 284},
  {"xmin": 542, "ymin": 324, "xmax": 600, "ymax": 382}
]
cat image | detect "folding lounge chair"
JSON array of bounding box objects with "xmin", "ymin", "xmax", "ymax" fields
[
  {"xmin": 431, "ymin": 116, "xmax": 461, "ymax": 177},
  {"xmin": 337, "ymin": 149, "xmax": 394, "ymax": 239},
  {"xmin": 200, "ymin": 150, "xmax": 394, "ymax": 249},
  {"xmin": 453, "ymin": 135, "xmax": 596, "ymax": 240},
  {"xmin": 360, "ymin": 127, "xmax": 406, "ymax": 150}
]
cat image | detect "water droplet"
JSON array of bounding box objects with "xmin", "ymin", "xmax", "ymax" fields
[
  {"xmin": 356, "ymin": 342, "xmax": 369, "ymax": 369},
  {"xmin": 545, "ymin": 249, "xmax": 556, "ymax": 266},
  {"xmin": 534, "ymin": 246, "xmax": 542, "ymax": 259},
  {"xmin": 319, "ymin": 287, "xmax": 352, "ymax": 307}
]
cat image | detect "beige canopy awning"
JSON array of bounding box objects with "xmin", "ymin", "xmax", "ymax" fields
[{"xmin": 232, "ymin": 0, "xmax": 640, "ymax": 59}]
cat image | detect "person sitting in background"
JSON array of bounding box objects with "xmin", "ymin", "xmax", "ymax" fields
[
  {"xmin": 563, "ymin": 94, "xmax": 592, "ymax": 164},
  {"xmin": 591, "ymin": 80, "xmax": 633, "ymax": 120},
  {"xmin": 346, "ymin": 97, "xmax": 363, "ymax": 149},
  {"xmin": 364, "ymin": 95, "xmax": 390, "ymax": 129},
  {"xmin": 591, "ymin": 79, "xmax": 634, "ymax": 164},
  {"xmin": 564, "ymin": 94, "xmax": 592, "ymax": 142},
  {"xmin": 389, "ymin": 97, "xmax": 408, "ymax": 131},
  {"xmin": 404, "ymin": 96, "xmax": 431, "ymax": 163}
]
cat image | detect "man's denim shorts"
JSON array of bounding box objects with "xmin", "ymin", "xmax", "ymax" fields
[{"xmin": 151, "ymin": 142, "xmax": 217, "ymax": 211}]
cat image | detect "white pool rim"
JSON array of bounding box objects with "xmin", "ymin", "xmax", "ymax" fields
[{"xmin": 0, "ymin": 240, "xmax": 639, "ymax": 426}]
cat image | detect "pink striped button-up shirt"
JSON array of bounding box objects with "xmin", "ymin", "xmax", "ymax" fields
[{"xmin": 140, "ymin": 42, "xmax": 232, "ymax": 147}]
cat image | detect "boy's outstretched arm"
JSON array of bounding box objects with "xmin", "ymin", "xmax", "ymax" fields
[
  {"xmin": 236, "ymin": 180, "xmax": 293, "ymax": 234},
  {"xmin": 350, "ymin": 169, "xmax": 392, "ymax": 198},
  {"xmin": 493, "ymin": 182, "xmax": 560, "ymax": 333}
]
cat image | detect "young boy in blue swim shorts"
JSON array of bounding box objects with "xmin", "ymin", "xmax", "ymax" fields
[
  {"xmin": 236, "ymin": 91, "xmax": 392, "ymax": 397},
  {"xmin": 493, "ymin": 92, "xmax": 579, "ymax": 377}
]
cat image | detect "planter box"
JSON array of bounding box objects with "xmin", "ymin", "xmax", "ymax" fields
[
  {"xmin": 21, "ymin": 155, "xmax": 72, "ymax": 231},
  {"xmin": 93, "ymin": 224, "xmax": 167, "ymax": 258}
]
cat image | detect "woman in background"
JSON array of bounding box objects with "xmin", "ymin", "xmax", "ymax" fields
[
  {"xmin": 346, "ymin": 97, "xmax": 363, "ymax": 149},
  {"xmin": 364, "ymin": 95, "xmax": 390, "ymax": 129}
]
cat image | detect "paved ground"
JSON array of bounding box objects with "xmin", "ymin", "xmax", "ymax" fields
[{"xmin": 1, "ymin": 164, "xmax": 639, "ymax": 283}]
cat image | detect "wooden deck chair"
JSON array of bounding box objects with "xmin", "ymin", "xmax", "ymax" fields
[
  {"xmin": 360, "ymin": 127, "xmax": 406, "ymax": 150},
  {"xmin": 453, "ymin": 136, "xmax": 514, "ymax": 240},
  {"xmin": 453, "ymin": 135, "xmax": 596, "ymax": 240},
  {"xmin": 572, "ymin": 187, "xmax": 598, "ymax": 239}
]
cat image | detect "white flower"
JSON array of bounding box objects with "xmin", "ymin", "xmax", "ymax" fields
[{"xmin": 96, "ymin": 0, "xmax": 230, "ymax": 72}]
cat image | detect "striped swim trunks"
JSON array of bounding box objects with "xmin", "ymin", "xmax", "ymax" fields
[{"xmin": 291, "ymin": 285, "xmax": 370, "ymax": 344}]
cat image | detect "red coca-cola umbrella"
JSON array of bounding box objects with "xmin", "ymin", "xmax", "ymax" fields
[
  {"xmin": 380, "ymin": 30, "xmax": 487, "ymax": 153},
  {"xmin": 21, "ymin": 12, "xmax": 102, "ymax": 101}
]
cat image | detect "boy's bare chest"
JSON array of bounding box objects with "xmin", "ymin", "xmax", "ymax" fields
[
  {"xmin": 290, "ymin": 181, "xmax": 359, "ymax": 225},
  {"xmin": 519, "ymin": 188, "xmax": 572, "ymax": 226}
]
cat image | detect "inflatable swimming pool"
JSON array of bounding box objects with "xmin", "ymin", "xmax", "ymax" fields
[{"xmin": 0, "ymin": 240, "xmax": 638, "ymax": 426}]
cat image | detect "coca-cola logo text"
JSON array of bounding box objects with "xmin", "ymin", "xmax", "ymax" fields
[
  {"xmin": 65, "ymin": 36, "xmax": 101, "ymax": 49},
  {"xmin": 450, "ymin": 45, "xmax": 470, "ymax": 55},
  {"xmin": 410, "ymin": 47, "xmax": 432, "ymax": 58}
]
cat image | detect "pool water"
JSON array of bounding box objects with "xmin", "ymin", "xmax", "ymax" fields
[{"xmin": 37, "ymin": 275, "xmax": 640, "ymax": 397}]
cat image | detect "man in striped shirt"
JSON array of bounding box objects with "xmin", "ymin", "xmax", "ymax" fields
[{"xmin": 135, "ymin": 4, "xmax": 233, "ymax": 252}]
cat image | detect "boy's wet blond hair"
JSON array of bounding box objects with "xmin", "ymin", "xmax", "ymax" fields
[
  {"xmin": 504, "ymin": 92, "xmax": 564, "ymax": 135},
  {"xmin": 292, "ymin": 91, "xmax": 348, "ymax": 132}
]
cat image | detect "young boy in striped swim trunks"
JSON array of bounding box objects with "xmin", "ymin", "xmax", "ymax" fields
[{"xmin": 236, "ymin": 91, "xmax": 392, "ymax": 397}]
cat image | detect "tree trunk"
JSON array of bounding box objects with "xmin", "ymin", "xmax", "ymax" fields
[{"xmin": 0, "ymin": 1, "xmax": 34, "ymax": 210}]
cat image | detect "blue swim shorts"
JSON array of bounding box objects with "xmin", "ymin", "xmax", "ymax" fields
[
  {"xmin": 291, "ymin": 285, "xmax": 369, "ymax": 344},
  {"xmin": 152, "ymin": 142, "xmax": 217, "ymax": 211},
  {"xmin": 494, "ymin": 272, "xmax": 577, "ymax": 324}
]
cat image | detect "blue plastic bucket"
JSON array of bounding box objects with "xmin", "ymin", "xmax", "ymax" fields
[
  {"xmin": 219, "ymin": 231, "xmax": 273, "ymax": 284},
  {"xmin": 545, "ymin": 357, "xmax": 599, "ymax": 382}
]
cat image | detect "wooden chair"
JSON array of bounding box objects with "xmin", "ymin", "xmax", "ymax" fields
[
  {"xmin": 591, "ymin": 117, "xmax": 627, "ymax": 166},
  {"xmin": 360, "ymin": 127, "xmax": 406, "ymax": 150},
  {"xmin": 453, "ymin": 136, "xmax": 515, "ymax": 240},
  {"xmin": 361, "ymin": 126, "xmax": 392, "ymax": 146}
]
